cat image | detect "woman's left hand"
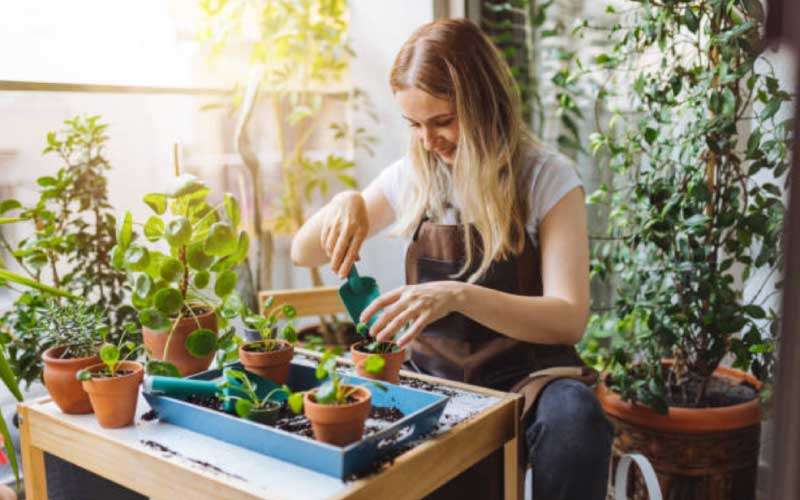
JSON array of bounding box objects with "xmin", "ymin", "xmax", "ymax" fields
[{"xmin": 359, "ymin": 281, "xmax": 465, "ymax": 348}]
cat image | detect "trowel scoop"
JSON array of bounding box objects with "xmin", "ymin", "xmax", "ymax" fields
[{"xmin": 338, "ymin": 265, "xmax": 381, "ymax": 328}]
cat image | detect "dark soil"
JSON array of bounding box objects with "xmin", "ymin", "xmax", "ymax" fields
[
  {"xmin": 666, "ymin": 374, "xmax": 758, "ymax": 408},
  {"xmin": 353, "ymin": 341, "xmax": 400, "ymax": 354},
  {"xmin": 140, "ymin": 439, "xmax": 245, "ymax": 481},
  {"xmin": 141, "ymin": 409, "xmax": 159, "ymax": 421},
  {"xmin": 242, "ymin": 341, "xmax": 287, "ymax": 353},
  {"xmin": 400, "ymin": 377, "xmax": 459, "ymax": 398}
]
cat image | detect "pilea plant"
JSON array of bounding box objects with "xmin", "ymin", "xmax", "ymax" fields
[
  {"xmin": 354, "ymin": 322, "xmax": 399, "ymax": 356},
  {"xmin": 116, "ymin": 174, "xmax": 248, "ymax": 366},
  {"xmin": 312, "ymin": 349, "xmax": 385, "ymax": 406},
  {"xmin": 222, "ymin": 368, "xmax": 303, "ymax": 421},
  {"xmin": 583, "ymin": 0, "xmax": 792, "ymax": 412},
  {"xmin": 76, "ymin": 335, "xmax": 140, "ymax": 380},
  {"xmin": 242, "ymin": 296, "xmax": 298, "ymax": 352}
]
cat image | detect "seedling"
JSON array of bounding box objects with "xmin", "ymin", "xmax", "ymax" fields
[
  {"xmin": 222, "ymin": 368, "xmax": 303, "ymax": 422},
  {"xmin": 355, "ymin": 322, "xmax": 400, "ymax": 355},
  {"xmin": 76, "ymin": 334, "xmax": 141, "ymax": 380},
  {"xmin": 241, "ymin": 296, "xmax": 297, "ymax": 352},
  {"xmin": 310, "ymin": 349, "xmax": 386, "ymax": 407}
]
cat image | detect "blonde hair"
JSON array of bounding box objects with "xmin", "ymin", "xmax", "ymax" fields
[{"xmin": 390, "ymin": 18, "xmax": 536, "ymax": 282}]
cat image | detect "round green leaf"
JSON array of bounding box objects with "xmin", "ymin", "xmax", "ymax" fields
[
  {"xmin": 167, "ymin": 174, "xmax": 206, "ymax": 198},
  {"xmin": 287, "ymin": 392, "xmax": 304, "ymax": 414},
  {"xmin": 143, "ymin": 193, "xmax": 167, "ymax": 215},
  {"xmin": 229, "ymin": 231, "xmax": 250, "ymax": 265},
  {"xmin": 187, "ymin": 243, "xmax": 214, "ymax": 270},
  {"xmin": 0, "ymin": 199, "xmax": 21, "ymax": 215},
  {"xmin": 116, "ymin": 211, "xmax": 133, "ymax": 250},
  {"xmin": 193, "ymin": 270, "xmax": 210, "ymax": 289},
  {"xmin": 214, "ymin": 270, "xmax": 237, "ymax": 298},
  {"xmin": 165, "ymin": 217, "xmax": 191, "ymax": 247},
  {"xmin": 124, "ymin": 245, "xmax": 150, "ymax": 272},
  {"xmin": 185, "ymin": 328, "xmax": 217, "ymax": 358},
  {"xmin": 160, "ymin": 257, "xmax": 183, "ymax": 282},
  {"xmin": 282, "ymin": 305, "xmax": 296, "ymax": 319},
  {"xmin": 224, "ymin": 193, "xmax": 241, "ymax": 228},
  {"xmin": 364, "ymin": 354, "xmax": 386, "ymax": 375},
  {"xmin": 131, "ymin": 290, "xmax": 153, "ymax": 310},
  {"xmin": 154, "ymin": 287, "xmax": 183, "ymax": 316},
  {"xmin": 235, "ymin": 398, "xmax": 253, "ymax": 418},
  {"xmin": 134, "ymin": 273, "xmax": 153, "ymax": 298},
  {"xmin": 111, "ymin": 244, "xmax": 125, "ymax": 270},
  {"xmin": 146, "ymin": 360, "xmax": 180, "ymax": 378},
  {"xmin": 204, "ymin": 222, "xmax": 237, "ymax": 257},
  {"xmin": 139, "ymin": 308, "xmax": 170, "ymax": 330},
  {"xmin": 144, "ymin": 216, "xmax": 165, "ymax": 242},
  {"xmin": 99, "ymin": 343, "xmax": 120, "ymax": 367}
]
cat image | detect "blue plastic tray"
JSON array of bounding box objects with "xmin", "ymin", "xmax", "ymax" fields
[{"xmin": 142, "ymin": 359, "xmax": 448, "ymax": 478}]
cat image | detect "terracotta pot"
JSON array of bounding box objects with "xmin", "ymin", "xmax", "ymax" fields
[
  {"xmin": 596, "ymin": 363, "xmax": 762, "ymax": 500},
  {"xmin": 303, "ymin": 385, "xmax": 371, "ymax": 446},
  {"xmin": 247, "ymin": 402, "xmax": 281, "ymax": 425},
  {"xmin": 238, "ymin": 340, "xmax": 294, "ymax": 384},
  {"xmin": 42, "ymin": 346, "xmax": 100, "ymax": 414},
  {"xmin": 81, "ymin": 361, "xmax": 144, "ymax": 428},
  {"xmin": 350, "ymin": 341, "xmax": 405, "ymax": 383},
  {"xmin": 143, "ymin": 308, "xmax": 217, "ymax": 376}
]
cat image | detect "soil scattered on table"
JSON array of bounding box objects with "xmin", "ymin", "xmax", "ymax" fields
[
  {"xmin": 139, "ymin": 439, "xmax": 246, "ymax": 481},
  {"xmin": 141, "ymin": 409, "xmax": 159, "ymax": 421}
]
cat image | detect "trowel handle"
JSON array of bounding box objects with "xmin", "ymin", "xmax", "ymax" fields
[
  {"xmin": 347, "ymin": 265, "xmax": 365, "ymax": 294},
  {"xmin": 144, "ymin": 376, "xmax": 220, "ymax": 397}
]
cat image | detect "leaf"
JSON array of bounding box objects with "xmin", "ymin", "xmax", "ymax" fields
[
  {"xmin": 144, "ymin": 216, "xmax": 165, "ymax": 242},
  {"xmin": 165, "ymin": 217, "xmax": 192, "ymax": 247},
  {"xmin": 167, "ymin": 174, "xmax": 206, "ymax": 198},
  {"xmin": 0, "ymin": 269, "xmax": 77, "ymax": 299},
  {"xmin": 111, "ymin": 244, "xmax": 125, "ymax": 270},
  {"xmin": 139, "ymin": 308, "xmax": 170, "ymax": 330},
  {"xmin": 760, "ymin": 99, "xmax": 781, "ymax": 121},
  {"xmin": 644, "ymin": 127, "xmax": 658, "ymax": 145},
  {"xmin": 224, "ymin": 193, "xmax": 241, "ymax": 228},
  {"xmin": 0, "ymin": 347, "xmax": 23, "ymax": 402},
  {"xmin": 194, "ymin": 270, "xmax": 210, "ymax": 289},
  {"xmin": 204, "ymin": 222, "xmax": 237, "ymax": 257},
  {"xmin": 37, "ymin": 176, "xmax": 57, "ymax": 187},
  {"xmin": 315, "ymin": 381, "xmax": 337, "ymax": 404},
  {"xmin": 363, "ymin": 354, "xmax": 385, "ymax": 375},
  {"xmin": 116, "ymin": 211, "xmax": 133, "ymax": 249},
  {"xmin": 160, "ymin": 257, "xmax": 183, "ymax": 283},
  {"xmin": 146, "ymin": 360, "xmax": 180, "ymax": 378},
  {"xmin": 744, "ymin": 305, "xmax": 766, "ymax": 319},
  {"xmin": 287, "ymin": 392, "xmax": 304, "ymax": 414},
  {"xmin": 0, "ymin": 200, "xmax": 22, "ymax": 215},
  {"xmin": 143, "ymin": 193, "xmax": 167, "ymax": 215},
  {"xmin": 99, "ymin": 343, "xmax": 120, "ymax": 367},
  {"xmin": 235, "ymin": 398, "xmax": 253, "ymax": 418},
  {"xmin": 134, "ymin": 273, "xmax": 153, "ymax": 298},
  {"xmin": 214, "ymin": 270, "xmax": 237, "ymax": 298},
  {"xmin": 187, "ymin": 242, "xmax": 214, "ymax": 270},
  {"xmin": 124, "ymin": 245, "xmax": 150, "ymax": 272},
  {"xmin": 154, "ymin": 288, "xmax": 183, "ymax": 316},
  {"xmin": 229, "ymin": 231, "xmax": 250, "ymax": 265},
  {"xmin": 185, "ymin": 328, "xmax": 217, "ymax": 358}
]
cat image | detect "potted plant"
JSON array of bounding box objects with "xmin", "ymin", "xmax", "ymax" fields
[
  {"xmin": 221, "ymin": 368, "xmax": 303, "ymax": 425},
  {"xmin": 349, "ymin": 322, "xmax": 404, "ymax": 383},
  {"xmin": 117, "ymin": 174, "xmax": 248, "ymax": 376},
  {"xmin": 238, "ymin": 297, "xmax": 297, "ymax": 384},
  {"xmin": 582, "ymin": 1, "xmax": 792, "ymax": 498},
  {"xmin": 77, "ymin": 335, "xmax": 143, "ymax": 429}
]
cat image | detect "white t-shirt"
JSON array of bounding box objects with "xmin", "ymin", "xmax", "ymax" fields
[{"xmin": 372, "ymin": 147, "xmax": 583, "ymax": 245}]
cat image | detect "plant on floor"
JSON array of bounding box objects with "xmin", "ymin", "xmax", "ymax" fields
[
  {"xmin": 583, "ymin": 0, "xmax": 792, "ymax": 413},
  {"xmin": 198, "ymin": 0, "xmax": 378, "ymax": 345},
  {"xmin": 119, "ymin": 174, "xmax": 248, "ymax": 374},
  {"xmin": 0, "ymin": 115, "xmax": 135, "ymax": 389},
  {"xmin": 222, "ymin": 368, "xmax": 303, "ymax": 421}
]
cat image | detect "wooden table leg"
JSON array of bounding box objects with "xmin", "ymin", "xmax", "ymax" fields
[
  {"xmin": 504, "ymin": 438, "xmax": 522, "ymax": 500},
  {"xmin": 18, "ymin": 405, "xmax": 48, "ymax": 500}
]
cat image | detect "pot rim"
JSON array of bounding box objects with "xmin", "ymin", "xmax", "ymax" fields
[
  {"xmin": 597, "ymin": 362, "xmax": 762, "ymax": 433},
  {"xmin": 240, "ymin": 339, "xmax": 293, "ymax": 353},
  {"xmin": 82, "ymin": 361, "xmax": 144, "ymax": 381},
  {"xmin": 303, "ymin": 385, "xmax": 371, "ymax": 409},
  {"xmin": 42, "ymin": 345, "xmax": 100, "ymax": 364},
  {"xmin": 350, "ymin": 340, "xmax": 405, "ymax": 356}
]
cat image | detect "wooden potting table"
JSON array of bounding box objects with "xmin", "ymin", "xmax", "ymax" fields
[{"xmin": 17, "ymin": 360, "xmax": 523, "ymax": 500}]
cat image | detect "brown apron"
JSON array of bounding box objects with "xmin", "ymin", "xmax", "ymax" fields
[{"xmin": 405, "ymin": 218, "xmax": 596, "ymax": 499}]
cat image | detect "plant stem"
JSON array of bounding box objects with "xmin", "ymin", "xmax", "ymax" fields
[{"xmin": 162, "ymin": 311, "xmax": 184, "ymax": 362}]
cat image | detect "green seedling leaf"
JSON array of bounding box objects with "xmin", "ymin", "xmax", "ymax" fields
[
  {"xmin": 186, "ymin": 328, "xmax": 217, "ymax": 358},
  {"xmin": 363, "ymin": 354, "xmax": 385, "ymax": 375},
  {"xmin": 214, "ymin": 269, "xmax": 236, "ymax": 298},
  {"xmin": 224, "ymin": 193, "xmax": 241, "ymax": 228},
  {"xmin": 143, "ymin": 193, "xmax": 167, "ymax": 215},
  {"xmin": 229, "ymin": 231, "xmax": 249, "ymax": 265},
  {"xmin": 263, "ymin": 296, "xmax": 274, "ymax": 309},
  {"xmin": 316, "ymin": 381, "xmax": 337, "ymax": 404},
  {"xmin": 111, "ymin": 244, "xmax": 125, "ymax": 270},
  {"xmin": 194, "ymin": 270, "xmax": 210, "ymax": 289},
  {"xmin": 139, "ymin": 307, "xmax": 170, "ymax": 331},
  {"xmin": 235, "ymin": 398, "xmax": 253, "ymax": 418},
  {"xmin": 187, "ymin": 242, "xmax": 214, "ymax": 270},
  {"xmin": 165, "ymin": 217, "xmax": 191, "ymax": 247},
  {"xmin": 280, "ymin": 324, "xmax": 297, "ymax": 343},
  {"xmin": 100, "ymin": 343, "xmax": 120, "ymax": 367},
  {"xmin": 356, "ymin": 322, "xmax": 369, "ymax": 338},
  {"xmin": 144, "ymin": 216, "xmax": 165, "ymax": 242},
  {"xmin": 76, "ymin": 370, "xmax": 93, "ymax": 381},
  {"xmin": 159, "ymin": 257, "xmax": 183, "ymax": 282},
  {"xmin": 154, "ymin": 288, "xmax": 183, "ymax": 316},
  {"xmin": 124, "ymin": 245, "xmax": 151, "ymax": 272},
  {"xmin": 282, "ymin": 304, "xmax": 296, "ymax": 319},
  {"xmin": 0, "ymin": 199, "xmax": 22, "ymax": 215},
  {"xmin": 288, "ymin": 392, "xmax": 304, "ymax": 414},
  {"xmin": 134, "ymin": 273, "xmax": 153, "ymax": 298},
  {"xmin": 116, "ymin": 211, "xmax": 133, "ymax": 249},
  {"xmin": 146, "ymin": 360, "xmax": 180, "ymax": 377},
  {"xmin": 167, "ymin": 174, "xmax": 206, "ymax": 198},
  {"xmin": 204, "ymin": 222, "xmax": 237, "ymax": 257}
]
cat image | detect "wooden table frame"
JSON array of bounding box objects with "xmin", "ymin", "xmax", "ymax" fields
[{"xmin": 19, "ymin": 362, "xmax": 523, "ymax": 500}]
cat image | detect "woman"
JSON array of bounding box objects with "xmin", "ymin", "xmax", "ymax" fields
[{"xmin": 291, "ymin": 18, "xmax": 612, "ymax": 500}]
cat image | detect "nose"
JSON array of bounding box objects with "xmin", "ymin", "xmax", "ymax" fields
[{"xmin": 418, "ymin": 126, "xmax": 436, "ymax": 151}]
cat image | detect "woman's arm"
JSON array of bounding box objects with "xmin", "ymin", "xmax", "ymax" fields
[
  {"xmin": 363, "ymin": 187, "xmax": 590, "ymax": 347},
  {"xmin": 290, "ymin": 180, "xmax": 397, "ymax": 277}
]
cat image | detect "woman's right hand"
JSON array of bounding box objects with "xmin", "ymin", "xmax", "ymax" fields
[{"xmin": 320, "ymin": 191, "xmax": 369, "ymax": 279}]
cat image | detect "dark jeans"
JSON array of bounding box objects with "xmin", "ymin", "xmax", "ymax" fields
[{"xmin": 525, "ymin": 378, "xmax": 614, "ymax": 500}]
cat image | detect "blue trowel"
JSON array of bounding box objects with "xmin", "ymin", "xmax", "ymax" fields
[{"xmin": 338, "ymin": 265, "xmax": 381, "ymax": 328}]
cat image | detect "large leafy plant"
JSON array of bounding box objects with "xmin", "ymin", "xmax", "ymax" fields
[
  {"xmin": 117, "ymin": 174, "xmax": 248, "ymax": 363},
  {"xmin": 0, "ymin": 115, "xmax": 135, "ymax": 387},
  {"xmin": 583, "ymin": 0, "xmax": 792, "ymax": 412}
]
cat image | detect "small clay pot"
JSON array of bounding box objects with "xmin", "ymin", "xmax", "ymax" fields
[
  {"xmin": 238, "ymin": 340, "xmax": 294, "ymax": 384},
  {"xmin": 303, "ymin": 385, "xmax": 371, "ymax": 446},
  {"xmin": 143, "ymin": 307, "xmax": 217, "ymax": 376},
  {"xmin": 81, "ymin": 361, "xmax": 144, "ymax": 428},
  {"xmin": 42, "ymin": 346, "xmax": 100, "ymax": 414},
  {"xmin": 247, "ymin": 402, "xmax": 281, "ymax": 425},
  {"xmin": 350, "ymin": 341, "xmax": 405, "ymax": 384}
]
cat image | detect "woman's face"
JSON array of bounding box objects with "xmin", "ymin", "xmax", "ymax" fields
[{"xmin": 396, "ymin": 87, "xmax": 459, "ymax": 165}]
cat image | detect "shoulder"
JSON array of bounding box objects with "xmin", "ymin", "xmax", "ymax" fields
[
  {"xmin": 519, "ymin": 145, "xmax": 583, "ymax": 235},
  {"xmin": 371, "ymin": 156, "xmax": 413, "ymax": 213}
]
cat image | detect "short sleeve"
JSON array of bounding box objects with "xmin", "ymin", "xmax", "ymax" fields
[
  {"xmin": 527, "ymin": 152, "xmax": 583, "ymax": 235},
  {"xmin": 371, "ymin": 157, "xmax": 411, "ymax": 215}
]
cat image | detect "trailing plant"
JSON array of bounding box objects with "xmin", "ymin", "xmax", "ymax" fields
[
  {"xmin": 241, "ymin": 296, "xmax": 298, "ymax": 352},
  {"xmin": 0, "ymin": 115, "xmax": 135, "ymax": 387},
  {"xmin": 222, "ymin": 368, "xmax": 303, "ymax": 419},
  {"xmin": 76, "ymin": 333, "xmax": 140, "ymax": 380},
  {"xmin": 198, "ymin": 0, "xmax": 378, "ymax": 344},
  {"xmin": 584, "ymin": 0, "xmax": 792, "ymax": 412},
  {"xmin": 118, "ymin": 174, "xmax": 248, "ymax": 364}
]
